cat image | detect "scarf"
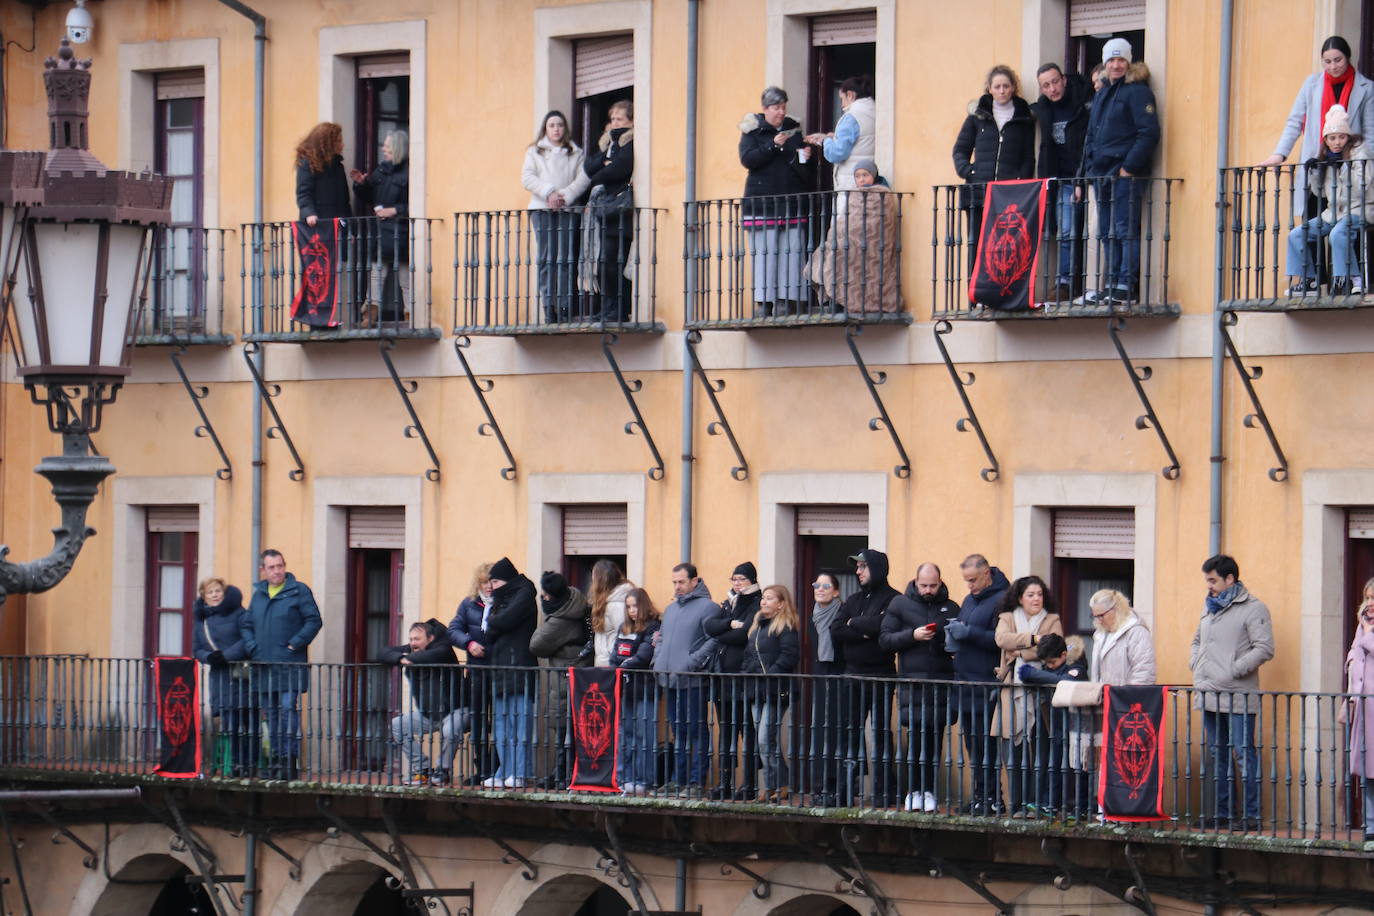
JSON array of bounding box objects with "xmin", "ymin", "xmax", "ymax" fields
[
  {"xmin": 812, "ymin": 599, "xmax": 841, "ymax": 662},
  {"xmin": 1205, "ymin": 582, "xmax": 1243, "ymax": 615},
  {"xmin": 1091, "ymin": 614, "xmax": 1138, "ymax": 681},
  {"xmin": 993, "ymin": 98, "xmax": 1015, "ymax": 129},
  {"xmin": 1321, "ymin": 71, "xmax": 1355, "ymax": 135},
  {"xmin": 1011, "ymin": 607, "xmax": 1047, "ymax": 684}
]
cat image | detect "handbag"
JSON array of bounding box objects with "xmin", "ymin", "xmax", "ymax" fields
[
  {"xmin": 596, "ymin": 182, "xmax": 634, "ymax": 214},
  {"xmin": 202, "ymin": 618, "xmax": 248, "ymax": 679},
  {"xmin": 1051, "ymin": 680, "xmax": 1103, "ymax": 708}
]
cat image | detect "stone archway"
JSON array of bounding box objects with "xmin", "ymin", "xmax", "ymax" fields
[
  {"xmin": 765, "ymin": 897, "xmax": 862, "ymax": 916},
  {"xmin": 513, "ymin": 873, "xmax": 633, "ymax": 915},
  {"xmin": 293, "ymin": 861, "xmax": 404, "ymax": 916},
  {"xmin": 489, "ymin": 844, "xmax": 639, "ymax": 915},
  {"xmin": 69, "ymin": 824, "xmax": 206, "ymax": 916},
  {"xmin": 730, "ymin": 863, "xmax": 866, "ymax": 916}
]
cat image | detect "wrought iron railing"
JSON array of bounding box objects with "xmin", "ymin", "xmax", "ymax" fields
[
  {"xmin": 931, "ymin": 177, "xmax": 1179, "ymax": 319},
  {"xmin": 133, "ymin": 226, "xmax": 232, "ymax": 343},
  {"xmin": 1221, "ymin": 164, "xmax": 1374, "ymax": 310},
  {"xmin": 0, "ymin": 656, "xmax": 1367, "ymax": 848},
  {"xmin": 240, "ymin": 217, "xmax": 439, "ymax": 339},
  {"xmin": 451, "ymin": 206, "xmax": 664, "ymax": 334},
  {"xmin": 685, "ymin": 191, "xmax": 911, "ymax": 328}
]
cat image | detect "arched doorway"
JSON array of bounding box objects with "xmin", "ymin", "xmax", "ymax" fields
[
  {"xmin": 89, "ymin": 853, "xmax": 214, "ymax": 916},
  {"xmin": 767, "ymin": 896, "xmax": 862, "ymax": 916},
  {"xmin": 295, "ymin": 861, "xmax": 404, "ymax": 916},
  {"xmin": 147, "ymin": 865, "xmax": 214, "ymax": 915},
  {"xmin": 514, "ymin": 873, "xmax": 633, "ymax": 916}
]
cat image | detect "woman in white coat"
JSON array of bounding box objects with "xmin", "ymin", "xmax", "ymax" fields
[
  {"xmin": 522, "ymin": 111, "xmax": 591, "ymax": 323},
  {"xmin": 588, "ymin": 559, "xmax": 634, "ymax": 667}
]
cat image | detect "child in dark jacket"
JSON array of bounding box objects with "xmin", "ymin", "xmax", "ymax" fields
[
  {"xmin": 611, "ymin": 588, "xmax": 660, "ymax": 793},
  {"xmin": 1018, "ymin": 633, "xmax": 1088, "ymax": 817}
]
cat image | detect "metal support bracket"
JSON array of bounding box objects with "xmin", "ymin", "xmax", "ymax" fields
[
  {"xmin": 451, "ymin": 807, "xmax": 538, "ymax": 881},
  {"xmin": 688, "ymin": 843, "xmax": 769, "ymax": 900},
  {"xmin": 837, "ymin": 827, "xmax": 894, "ymax": 916},
  {"xmin": 1122, "ymin": 844, "xmax": 1158, "ymax": 915},
  {"xmin": 1179, "ymin": 846, "xmax": 1268, "ymax": 916},
  {"xmin": 1218, "ymin": 311, "xmax": 1288, "ymax": 482},
  {"xmin": 379, "ymin": 338, "xmax": 440, "ymax": 481},
  {"xmin": 933, "ymin": 320, "xmax": 1000, "ymax": 481},
  {"xmin": 603, "ymin": 816, "xmax": 651, "ymax": 914},
  {"xmin": 25, "ymin": 803, "xmax": 97, "ymax": 869},
  {"xmin": 260, "ymin": 834, "xmax": 303, "ymax": 881},
  {"xmin": 316, "ymin": 797, "xmax": 401, "ymax": 871},
  {"xmin": 844, "ymin": 323, "xmax": 911, "ymax": 479},
  {"xmin": 684, "ymin": 331, "xmax": 748, "ymax": 480},
  {"xmin": 169, "ymin": 347, "xmax": 232, "ymax": 480},
  {"xmin": 1040, "ymin": 839, "xmax": 1152, "ymax": 915},
  {"xmin": 602, "ymin": 334, "xmax": 665, "ymax": 480},
  {"xmin": 242, "ymin": 342, "xmax": 305, "ymax": 481},
  {"xmin": 453, "ymin": 336, "xmax": 517, "ymax": 480},
  {"xmin": 914, "ymin": 835, "xmax": 1012, "ymax": 915},
  {"xmin": 164, "ymin": 794, "xmax": 231, "ymax": 916},
  {"xmin": 1107, "ymin": 318, "xmax": 1181, "ymax": 480},
  {"xmin": 381, "ymin": 801, "xmax": 452, "ymax": 914}
]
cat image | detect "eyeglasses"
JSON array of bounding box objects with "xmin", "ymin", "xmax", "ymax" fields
[
  {"xmin": 812, "ymin": 582, "xmax": 834, "ymax": 590},
  {"xmin": 1091, "ymin": 609, "xmax": 1111, "ymax": 619}
]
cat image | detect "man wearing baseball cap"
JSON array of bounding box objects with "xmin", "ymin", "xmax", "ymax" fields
[{"xmin": 1074, "ymin": 37, "xmax": 1161, "ymax": 307}]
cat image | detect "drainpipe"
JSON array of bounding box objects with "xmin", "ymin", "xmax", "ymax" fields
[
  {"xmin": 1208, "ymin": 0, "xmax": 1234, "ymax": 559},
  {"xmin": 680, "ymin": 0, "xmax": 700, "ymax": 566},
  {"xmin": 216, "ymin": 0, "xmax": 267, "ymax": 583},
  {"xmin": 243, "ymin": 795, "xmax": 260, "ymax": 916}
]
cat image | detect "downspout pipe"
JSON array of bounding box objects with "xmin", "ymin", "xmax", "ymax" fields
[
  {"xmin": 680, "ymin": 0, "xmax": 700, "ymax": 567},
  {"xmin": 1209, "ymin": 0, "xmax": 1234, "ymax": 558}
]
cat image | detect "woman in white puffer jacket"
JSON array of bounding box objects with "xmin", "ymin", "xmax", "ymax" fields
[
  {"xmin": 587, "ymin": 559, "xmax": 635, "ymax": 667},
  {"xmin": 522, "ymin": 111, "xmax": 591, "ymax": 323}
]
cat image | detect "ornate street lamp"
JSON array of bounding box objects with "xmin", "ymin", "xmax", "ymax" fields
[{"xmin": 0, "ymin": 40, "xmax": 170, "ymax": 612}]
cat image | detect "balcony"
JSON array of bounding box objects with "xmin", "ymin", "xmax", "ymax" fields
[
  {"xmin": 131, "ymin": 226, "xmax": 233, "ymax": 346},
  {"xmin": 1221, "ymin": 165, "xmax": 1374, "ymax": 312},
  {"xmin": 2, "ymin": 655, "xmax": 1368, "ymax": 857},
  {"xmin": 451, "ymin": 206, "xmax": 666, "ymax": 335},
  {"xmin": 240, "ymin": 217, "xmax": 442, "ymax": 342},
  {"xmin": 931, "ymin": 177, "xmax": 1180, "ymax": 320},
  {"xmin": 686, "ymin": 191, "xmax": 913, "ymax": 329}
]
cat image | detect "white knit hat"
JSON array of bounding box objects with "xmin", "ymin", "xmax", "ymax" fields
[
  {"xmin": 1102, "ymin": 38, "xmax": 1133, "ymax": 64},
  {"xmin": 1323, "ymin": 103, "xmax": 1354, "ymax": 138}
]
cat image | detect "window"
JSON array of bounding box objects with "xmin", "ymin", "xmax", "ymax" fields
[
  {"xmin": 807, "ymin": 12, "xmax": 876, "ymax": 192},
  {"xmin": 153, "ymin": 70, "xmax": 205, "ymax": 330},
  {"xmin": 1346, "ymin": 509, "xmax": 1374, "ymax": 653},
  {"xmin": 1050, "ymin": 508, "xmax": 1134, "ymax": 635},
  {"xmin": 354, "ymin": 54, "xmax": 410, "ymax": 176},
  {"xmin": 571, "ymin": 36, "xmax": 633, "ymax": 157},
  {"xmin": 795, "ymin": 504, "xmax": 868, "ymax": 671},
  {"xmin": 143, "ymin": 507, "xmax": 199, "ymax": 657},
  {"xmin": 344, "ymin": 507, "xmax": 405, "ymax": 771},
  {"xmin": 1066, "ymin": 0, "xmax": 1145, "ymax": 76},
  {"xmin": 561, "ymin": 504, "xmax": 628, "ymax": 592}
]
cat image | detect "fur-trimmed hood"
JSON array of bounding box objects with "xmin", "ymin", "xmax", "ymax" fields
[
  {"xmin": 598, "ymin": 126, "xmax": 634, "ymax": 151},
  {"xmin": 738, "ymin": 112, "xmax": 802, "ymax": 135}
]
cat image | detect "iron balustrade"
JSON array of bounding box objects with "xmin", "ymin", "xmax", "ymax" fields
[
  {"xmin": 0, "ymin": 655, "xmax": 1368, "ymax": 849},
  {"xmin": 931, "ymin": 177, "xmax": 1179, "ymax": 319},
  {"xmin": 240, "ymin": 217, "xmax": 439, "ymax": 339},
  {"xmin": 1221, "ymin": 164, "xmax": 1374, "ymax": 310},
  {"xmin": 686, "ymin": 190, "xmax": 911, "ymax": 328},
  {"xmin": 134, "ymin": 226, "xmax": 232, "ymax": 343},
  {"xmin": 451, "ymin": 206, "xmax": 664, "ymax": 334}
]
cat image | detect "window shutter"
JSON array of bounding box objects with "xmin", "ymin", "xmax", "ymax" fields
[
  {"xmin": 155, "ymin": 69, "xmax": 205, "ymax": 101},
  {"xmin": 1069, "ymin": 0, "xmax": 1146, "ymax": 36},
  {"xmin": 146, "ymin": 506, "xmax": 199, "ymax": 533},
  {"xmin": 348, "ymin": 507, "xmax": 405, "ymax": 549},
  {"xmin": 562, "ymin": 505, "xmax": 628, "ymax": 555},
  {"xmin": 796, "ymin": 505, "xmax": 869, "ymax": 537},
  {"xmin": 1349, "ymin": 509, "xmax": 1374, "ymax": 539},
  {"xmin": 1053, "ymin": 509, "xmax": 1135, "ymax": 559},
  {"xmin": 574, "ymin": 35, "xmax": 634, "ymax": 99},
  {"xmin": 810, "ymin": 11, "xmax": 878, "ymax": 47},
  {"xmin": 356, "ymin": 52, "xmax": 410, "ymax": 79}
]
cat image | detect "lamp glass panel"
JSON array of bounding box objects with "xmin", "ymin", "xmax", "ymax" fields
[
  {"xmin": 27, "ymin": 222, "xmax": 99, "ymax": 368},
  {"xmin": 100, "ymin": 224, "xmax": 146, "ymax": 367}
]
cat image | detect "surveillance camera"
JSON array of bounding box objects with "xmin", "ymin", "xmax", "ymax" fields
[{"xmin": 66, "ymin": 1, "xmax": 93, "ymax": 44}]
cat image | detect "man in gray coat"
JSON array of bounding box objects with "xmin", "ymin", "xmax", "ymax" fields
[
  {"xmin": 1189, "ymin": 554, "xmax": 1274, "ymax": 830},
  {"xmin": 652, "ymin": 562, "xmax": 716, "ymax": 794}
]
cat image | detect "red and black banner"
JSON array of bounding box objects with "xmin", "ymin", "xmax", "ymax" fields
[
  {"xmin": 154, "ymin": 657, "xmax": 202, "ymax": 779},
  {"xmin": 290, "ymin": 218, "xmax": 341, "ymax": 328},
  {"xmin": 1099, "ymin": 684, "xmax": 1168, "ymax": 821},
  {"xmin": 969, "ymin": 179, "xmax": 1049, "ymax": 311},
  {"xmin": 568, "ymin": 666, "xmax": 620, "ymax": 792}
]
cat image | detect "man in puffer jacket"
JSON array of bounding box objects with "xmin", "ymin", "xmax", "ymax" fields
[
  {"xmin": 530, "ymin": 572, "xmax": 591, "ymax": 787},
  {"xmin": 946, "ymin": 553, "xmax": 1010, "ymax": 814},
  {"xmin": 653, "ymin": 563, "xmax": 717, "ymax": 794},
  {"xmin": 379, "ymin": 619, "xmax": 463, "ymax": 786}
]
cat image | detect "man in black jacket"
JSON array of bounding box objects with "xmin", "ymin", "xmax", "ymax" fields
[
  {"xmin": 830, "ymin": 548, "xmax": 899, "ymax": 806},
  {"xmin": 482, "ymin": 557, "xmax": 539, "ymax": 788},
  {"xmin": 1032, "ymin": 62, "xmax": 1093, "ymax": 301},
  {"xmin": 946, "ymin": 553, "xmax": 1011, "ymax": 814},
  {"xmin": 379, "ymin": 619, "xmax": 464, "ymax": 786},
  {"xmin": 703, "ymin": 562, "xmax": 762, "ymax": 799},
  {"xmin": 879, "ymin": 562, "xmax": 960, "ymax": 812}
]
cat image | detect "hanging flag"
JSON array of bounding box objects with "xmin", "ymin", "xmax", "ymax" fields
[
  {"xmin": 290, "ymin": 218, "xmax": 342, "ymax": 328},
  {"xmin": 568, "ymin": 666, "xmax": 620, "ymax": 792},
  {"xmin": 154, "ymin": 657, "xmax": 202, "ymax": 779},
  {"xmin": 1099, "ymin": 684, "xmax": 1168, "ymax": 821},
  {"xmin": 969, "ymin": 179, "xmax": 1049, "ymax": 310}
]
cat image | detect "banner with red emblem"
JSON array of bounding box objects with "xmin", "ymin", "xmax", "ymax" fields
[
  {"xmin": 568, "ymin": 666, "xmax": 621, "ymax": 792},
  {"xmin": 1099, "ymin": 684, "xmax": 1168, "ymax": 821},
  {"xmin": 154, "ymin": 657, "xmax": 202, "ymax": 779},
  {"xmin": 969, "ymin": 179, "xmax": 1048, "ymax": 311},
  {"xmin": 290, "ymin": 218, "xmax": 342, "ymax": 328}
]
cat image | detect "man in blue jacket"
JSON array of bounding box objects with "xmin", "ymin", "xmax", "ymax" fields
[
  {"xmin": 1074, "ymin": 37, "xmax": 1160, "ymax": 306},
  {"xmin": 652, "ymin": 562, "xmax": 717, "ymax": 795},
  {"xmin": 241, "ymin": 550, "xmax": 322, "ymax": 780},
  {"xmin": 945, "ymin": 553, "xmax": 1009, "ymax": 814}
]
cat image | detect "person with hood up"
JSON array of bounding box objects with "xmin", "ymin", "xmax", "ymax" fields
[
  {"xmin": 702, "ymin": 562, "xmax": 763, "ymax": 800},
  {"xmin": 192, "ymin": 577, "xmax": 253, "ymax": 777},
  {"xmin": 739, "ymin": 86, "xmax": 815, "ymax": 316},
  {"xmin": 652, "ymin": 562, "xmax": 717, "ymax": 795},
  {"xmin": 829, "ymin": 548, "xmax": 900, "ymax": 806},
  {"xmin": 806, "ymin": 158, "xmax": 902, "ymax": 314},
  {"xmin": 1032, "ymin": 63, "xmax": 1094, "ymax": 302},
  {"xmin": 481, "ymin": 557, "xmax": 539, "ymax": 789},
  {"xmin": 379, "ymin": 619, "xmax": 464, "ymax": 786},
  {"xmin": 530, "ymin": 571, "xmax": 591, "ymax": 788},
  {"xmin": 945, "ymin": 553, "xmax": 1010, "ymax": 815},
  {"xmin": 879, "ymin": 562, "xmax": 960, "ymax": 813}
]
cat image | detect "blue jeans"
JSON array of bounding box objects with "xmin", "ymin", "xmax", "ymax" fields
[
  {"xmin": 751, "ymin": 695, "xmax": 790, "ymax": 793},
  {"xmin": 261, "ymin": 690, "xmax": 300, "ymax": 763},
  {"xmin": 1202, "ymin": 709, "xmax": 1261, "ymax": 820},
  {"xmin": 391, "ymin": 708, "xmax": 467, "ymax": 776},
  {"xmin": 1053, "ymin": 180, "xmax": 1085, "ymax": 285},
  {"xmin": 492, "ymin": 692, "xmax": 533, "ymax": 781},
  {"xmin": 618, "ymin": 692, "xmax": 658, "ymax": 787},
  {"xmin": 956, "ymin": 683, "xmax": 1001, "ymax": 808},
  {"xmin": 532, "ymin": 208, "xmax": 581, "ymax": 323},
  {"xmin": 1285, "ymin": 215, "xmax": 1367, "ymax": 280},
  {"xmin": 668, "ymin": 685, "xmax": 710, "ymax": 786},
  {"xmin": 1094, "ymin": 175, "xmax": 1142, "ymax": 293}
]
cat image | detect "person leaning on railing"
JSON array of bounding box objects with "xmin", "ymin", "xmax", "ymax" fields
[
  {"xmin": 742, "ymin": 584, "xmax": 801, "ymax": 804},
  {"xmin": 946, "ymin": 555, "xmax": 1011, "ymax": 816},
  {"xmin": 1031, "ymin": 63, "xmax": 1093, "ymax": 302},
  {"xmin": 992, "ymin": 575, "xmax": 1063, "ymax": 819},
  {"xmin": 805, "ymin": 160, "xmax": 901, "ymax": 314},
  {"xmin": 1016, "ymin": 632, "xmax": 1088, "ymax": 820},
  {"xmin": 378, "ymin": 619, "xmax": 465, "ymax": 788},
  {"xmin": 523, "ymin": 111, "xmax": 591, "ymax": 324},
  {"xmin": 349, "ymin": 129, "xmax": 411, "ymax": 325},
  {"xmin": 1343, "ymin": 577, "xmax": 1374, "ymax": 847},
  {"xmin": 190, "ymin": 577, "xmax": 254, "ymax": 778},
  {"xmin": 447, "ymin": 563, "xmax": 497, "ymax": 785}
]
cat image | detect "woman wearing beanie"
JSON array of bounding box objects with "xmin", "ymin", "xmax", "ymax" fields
[
  {"xmin": 806, "ymin": 158, "xmax": 902, "ymax": 314},
  {"xmin": 703, "ymin": 561, "xmax": 763, "ymax": 799},
  {"xmin": 480, "ymin": 557, "xmax": 538, "ymax": 788}
]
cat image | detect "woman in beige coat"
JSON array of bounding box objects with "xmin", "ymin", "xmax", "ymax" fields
[
  {"xmin": 1344, "ymin": 577, "xmax": 1374, "ymax": 845},
  {"xmin": 992, "ymin": 575, "xmax": 1063, "ymax": 816}
]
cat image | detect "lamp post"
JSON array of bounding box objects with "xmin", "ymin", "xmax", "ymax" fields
[{"xmin": 0, "ymin": 40, "xmax": 170, "ymax": 613}]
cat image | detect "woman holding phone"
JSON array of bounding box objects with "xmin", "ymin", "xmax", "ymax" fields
[{"xmin": 1345, "ymin": 577, "xmax": 1374, "ymax": 845}]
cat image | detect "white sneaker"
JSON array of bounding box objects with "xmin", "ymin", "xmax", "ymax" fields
[
  {"xmin": 922, "ymin": 791, "xmax": 938, "ymax": 812},
  {"xmin": 503, "ymin": 776, "xmax": 526, "ymax": 788},
  {"xmin": 903, "ymin": 792, "xmax": 919, "ymax": 812},
  {"xmin": 481, "ymin": 775, "xmax": 502, "ymax": 788},
  {"xmin": 1353, "ymin": 281, "xmax": 1366, "ymax": 295}
]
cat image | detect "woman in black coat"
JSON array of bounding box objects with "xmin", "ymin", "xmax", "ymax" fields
[
  {"xmin": 295, "ymin": 121, "xmax": 351, "ymax": 225},
  {"xmin": 350, "ymin": 129, "xmax": 410, "ymax": 322},
  {"xmin": 582, "ymin": 100, "xmax": 635, "ymax": 323},
  {"xmin": 703, "ymin": 562, "xmax": 763, "ymax": 799},
  {"xmin": 190, "ymin": 578, "xmax": 254, "ymax": 776},
  {"xmin": 481, "ymin": 558, "xmax": 538, "ymax": 788},
  {"xmin": 742, "ymin": 585, "xmax": 801, "ymax": 802},
  {"xmin": 739, "ymin": 86, "xmax": 814, "ymax": 316}
]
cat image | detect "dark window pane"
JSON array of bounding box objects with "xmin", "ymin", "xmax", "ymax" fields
[{"xmin": 167, "ymin": 97, "xmax": 196, "ymax": 129}]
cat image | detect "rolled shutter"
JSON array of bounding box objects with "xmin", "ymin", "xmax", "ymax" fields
[
  {"xmin": 348, "ymin": 507, "xmax": 405, "ymax": 549},
  {"xmin": 155, "ymin": 69, "xmax": 205, "ymax": 101},
  {"xmin": 574, "ymin": 35, "xmax": 634, "ymax": 99},
  {"xmin": 1069, "ymin": 0, "xmax": 1146, "ymax": 37},
  {"xmin": 1053, "ymin": 509, "xmax": 1135, "ymax": 559},
  {"xmin": 810, "ymin": 11, "xmax": 877, "ymax": 47},
  {"xmin": 146, "ymin": 506, "xmax": 199, "ymax": 533},
  {"xmin": 563, "ymin": 505, "xmax": 628, "ymax": 555},
  {"xmin": 1349, "ymin": 509, "xmax": 1374, "ymax": 539},
  {"xmin": 796, "ymin": 505, "xmax": 869, "ymax": 537},
  {"xmin": 356, "ymin": 52, "xmax": 410, "ymax": 79}
]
